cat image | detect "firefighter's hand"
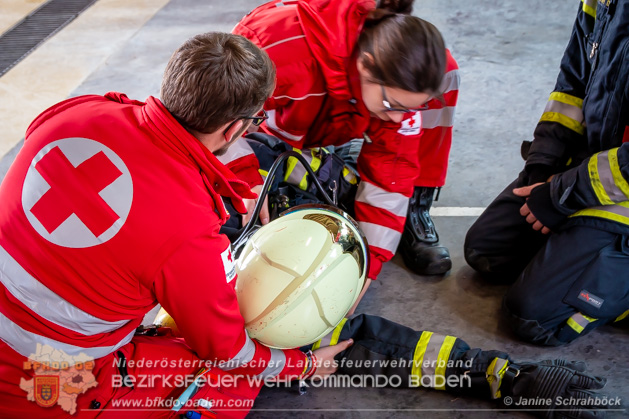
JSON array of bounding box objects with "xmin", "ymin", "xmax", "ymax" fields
[
  {"xmin": 311, "ymin": 339, "xmax": 353, "ymax": 380},
  {"xmin": 242, "ymin": 185, "xmax": 269, "ymax": 227},
  {"xmin": 513, "ymin": 183, "xmax": 551, "ymax": 234}
]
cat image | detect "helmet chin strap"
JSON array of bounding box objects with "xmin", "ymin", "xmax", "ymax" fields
[{"xmin": 232, "ymin": 150, "xmax": 336, "ymax": 257}]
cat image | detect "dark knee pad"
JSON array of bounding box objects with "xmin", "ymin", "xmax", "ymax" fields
[
  {"xmin": 502, "ymin": 299, "xmax": 565, "ymax": 346},
  {"xmin": 464, "ymin": 248, "xmax": 519, "ymax": 284}
]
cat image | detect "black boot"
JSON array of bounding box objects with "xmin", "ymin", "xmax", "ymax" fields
[{"xmin": 399, "ymin": 187, "xmax": 451, "ymax": 275}]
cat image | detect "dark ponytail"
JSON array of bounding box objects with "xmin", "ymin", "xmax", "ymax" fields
[
  {"xmin": 357, "ymin": 5, "xmax": 446, "ymax": 95},
  {"xmin": 376, "ymin": 0, "xmax": 413, "ymax": 15}
]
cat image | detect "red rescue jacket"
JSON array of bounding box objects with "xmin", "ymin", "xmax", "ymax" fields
[{"xmin": 0, "ymin": 93, "xmax": 306, "ymax": 417}]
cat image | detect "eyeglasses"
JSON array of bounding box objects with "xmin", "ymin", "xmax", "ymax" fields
[
  {"xmin": 242, "ymin": 109, "xmax": 269, "ymax": 126},
  {"xmin": 223, "ymin": 109, "xmax": 269, "ymax": 135},
  {"xmin": 381, "ymin": 85, "xmax": 430, "ymax": 113}
]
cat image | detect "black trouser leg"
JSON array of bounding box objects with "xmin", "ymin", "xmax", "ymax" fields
[
  {"xmin": 504, "ymin": 226, "xmax": 629, "ymax": 346},
  {"xmin": 464, "ymin": 175, "xmax": 549, "ymax": 283},
  {"xmin": 311, "ymin": 314, "xmax": 511, "ymax": 399}
]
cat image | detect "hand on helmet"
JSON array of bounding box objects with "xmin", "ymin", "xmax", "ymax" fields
[
  {"xmin": 242, "ymin": 184, "xmax": 270, "ymax": 226},
  {"xmin": 503, "ymin": 359, "xmax": 608, "ymax": 419},
  {"xmin": 311, "ymin": 339, "xmax": 353, "ymax": 380}
]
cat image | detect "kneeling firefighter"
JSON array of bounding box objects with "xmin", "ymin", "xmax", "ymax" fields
[{"xmin": 158, "ymin": 191, "xmax": 609, "ymax": 418}]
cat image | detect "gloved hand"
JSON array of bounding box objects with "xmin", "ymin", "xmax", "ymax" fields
[{"xmin": 501, "ymin": 359, "xmax": 608, "ymax": 419}]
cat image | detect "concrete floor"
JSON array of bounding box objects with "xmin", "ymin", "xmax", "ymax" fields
[{"xmin": 0, "ymin": 0, "xmax": 627, "ymax": 417}]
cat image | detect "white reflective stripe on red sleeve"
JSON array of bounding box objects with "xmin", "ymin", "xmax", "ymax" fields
[
  {"xmin": 355, "ymin": 181, "xmax": 409, "ymax": 218},
  {"xmin": 255, "ymin": 348, "xmax": 286, "ymax": 379},
  {"xmin": 439, "ymin": 69, "xmax": 460, "ymax": 95},
  {"xmin": 421, "ymin": 107, "xmax": 456, "ymax": 129},
  {"xmin": 272, "ymin": 92, "xmax": 327, "ymax": 101},
  {"xmin": 218, "ymin": 332, "xmax": 257, "ymax": 371},
  {"xmin": 216, "ymin": 138, "xmax": 256, "ymax": 165},
  {"xmin": 0, "ymin": 310, "xmax": 134, "ymax": 362},
  {"xmin": 358, "ymin": 222, "xmax": 402, "ymax": 254},
  {"xmin": 0, "ymin": 245, "xmax": 130, "ymax": 335},
  {"xmin": 262, "ymin": 35, "xmax": 306, "ymax": 51},
  {"xmin": 265, "ymin": 110, "xmax": 304, "ymax": 142}
]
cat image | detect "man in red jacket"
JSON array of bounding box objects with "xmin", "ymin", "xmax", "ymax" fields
[{"xmin": 0, "ymin": 32, "xmax": 350, "ymax": 418}]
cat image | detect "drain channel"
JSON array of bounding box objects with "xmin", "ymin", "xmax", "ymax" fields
[{"xmin": 0, "ymin": 0, "xmax": 99, "ymax": 77}]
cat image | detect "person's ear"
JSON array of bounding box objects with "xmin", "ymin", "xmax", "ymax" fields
[
  {"xmin": 357, "ymin": 52, "xmax": 375, "ymax": 73},
  {"xmin": 223, "ymin": 119, "xmax": 245, "ymax": 143},
  {"xmin": 357, "ymin": 53, "xmax": 377, "ymax": 82}
]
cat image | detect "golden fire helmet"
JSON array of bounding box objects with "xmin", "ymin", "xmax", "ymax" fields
[{"xmin": 235, "ymin": 204, "xmax": 368, "ymax": 349}]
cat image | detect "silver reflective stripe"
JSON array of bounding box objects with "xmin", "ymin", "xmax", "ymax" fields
[
  {"xmin": 216, "ymin": 138, "xmax": 255, "ymax": 165},
  {"xmin": 256, "ymin": 348, "xmax": 286, "ymax": 379},
  {"xmin": 439, "ymin": 69, "xmax": 460, "ymax": 95},
  {"xmin": 0, "ymin": 310, "xmax": 134, "ymax": 362},
  {"xmin": 0, "ymin": 245, "xmax": 130, "ymax": 335},
  {"xmin": 317, "ymin": 329, "xmax": 334, "ymax": 348},
  {"xmin": 266, "ymin": 110, "xmax": 304, "ymax": 142},
  {"xmin": 286, "ymin": 151, "xmax": 312, "ymax": 186},
  {"xmin": 543, "ymin": 99, "xmax": 584, "ymax": 124},
  {"xmin": 421, "ymin": 106, "xmax": 455, "ymax": 129},
  {"xmin": 273, "ymin": 92, "xmax": 327, "ymax": 101},
  {"xmin": 419, "ymin": 333, "xmax": 446, "ymax": 384},
  {"xmin": 355, "ymin": 181, "xmax": 409, "ymax": 217},
  {"xmin": 596, "ymin": 150, "xmax": 628, "ymax": 202},
  {"xmin": 358, "ymin": 222, "xmax": 401, "ymax": 254},
  {"xmin": 568, "ymin": 312, "xmax": 595, "ymax": 333},
  {"xmin": 263, "ymin": 35, "xmax": 306, "ymax": 51},
  {"xmin": 218, "ymin": 333, "xmax": 257, "ymax": 371}
]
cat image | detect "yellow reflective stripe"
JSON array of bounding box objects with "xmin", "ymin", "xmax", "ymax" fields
[
  {"xmin": 540, "ymin": 112, "xmax": 586, "ymax": 135},
  {"xmin": 329, "ymin": 318, "xmax": 348, "ymax": 346},
  {"xmin": 486, "ymin": 358, "xmax": 509, "ymax": 399},
  {"xmin": 411, "ymin": 332, "xmax": 432, "ymax": 387},
  {"xmin": 259, "ymin": 169, "xmax": 268, "ymax": 177},
  {"xmin": 588, "ymin": 152, "xmax": 614, "ymax": 205},
  {"xmin": 615, "ymin": 310, "xmax": 629, "ymax": 322},
  {"xmin": 343, "ymin": 167, "xmax": 358, "ymax": 185},
  {"xmin": 434, "ymin": 336, "xmax": 456, "ymax": 390},
  {"xmin": 609, "ymin": 148, "xmax": 629, "ymax": 198},
  {"xmin": 567, "ymin": 317, "xmax": 584, "ymax": 333},
  {"xmin": 570, "ymin": 203, "xmax": 629, "ymax": 225},
  {"xmin": 549, "ymin": 92, "xmax": 583, "ymax": 109},
  {"xmin": 581, "ymin": 0, "xmax": 596, "ymax": 18},
  {"xmin": 311, "ymin": 340, "xmax": 321, "ymax": 350}
]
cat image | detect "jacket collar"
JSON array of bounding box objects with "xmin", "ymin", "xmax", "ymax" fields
[
  {"xmin": 297, "ymin": 0, "xmax": 375, "ymax": 99},
  {"xmin": 105, "ymin": 92, "xmax": 255, "ymax": 216}
]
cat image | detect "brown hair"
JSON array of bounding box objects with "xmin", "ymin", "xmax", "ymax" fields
[
  {"xmin": 161, "ymin": 32, "xmax": 275, "ymax": 134},
  {"xmin": 376, "ymin": 0, "xmax": 413, "ymax": 14},
  {"xmin": 356, "ymin": 6, "xmax": 446, "ymax": 95}
]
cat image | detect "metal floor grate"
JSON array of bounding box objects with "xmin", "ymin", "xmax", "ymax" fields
[{"xmin": 0, "ymin": 0, "xmax": 99, "ymax": 77}]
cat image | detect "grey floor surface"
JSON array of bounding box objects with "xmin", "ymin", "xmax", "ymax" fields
[{"xmin": 1, "ymin": 0, "xmax": 627, "ymax": 418}]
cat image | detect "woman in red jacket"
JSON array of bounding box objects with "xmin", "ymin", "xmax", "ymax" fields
[{"xmin": 227, "ymin": 0, "xmax": 459, "ymax": 293}]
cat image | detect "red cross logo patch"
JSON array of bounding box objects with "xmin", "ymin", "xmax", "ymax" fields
[
  {"xmin": 397, "ymin": 111, "xmax": 422, "ymax": 136},
  {"xmin": 22, "ymin": 138, "xmax": 133, "ymax": 248}
]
